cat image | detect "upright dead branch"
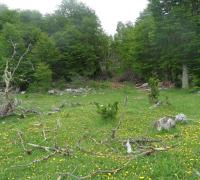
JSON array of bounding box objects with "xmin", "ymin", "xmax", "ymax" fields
[
  {"xmin": 111, "ymin": 96, "xmax": 128, "ymax": 139},
  {"xmin": 17, "ymin": 130, "xmax": 27, "ymax": 152},
  {"xmin": 111, "ymin": 112, "xmax": 125, "ymax": 139},
  {"xmin": 11, "ymin": 43, "xmax": 31, "ymax": 78},
  {"xmin": 3, "ymin": 42, "xmax": 31, "ymax": 97},
  {"xmin": 54, "ymin": 118, "xmax": 62, "ymax": 147},
  {"xmin": 16, "ymin": 130, "xmax": 32, "ymax": 155}
]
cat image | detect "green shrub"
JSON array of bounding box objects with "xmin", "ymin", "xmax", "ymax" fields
[
  {"xmin": 94, "ymin": 102, "xmax": 119, "ymax": 120},
  {"xmin": 148, "ymin": 77, "xmax": 159, "ymax": 104},
  {"xmin": 191, "ymin": 75, "xmax": 200, "ymax": 87},
  {"xmin": 28, "ymin": 63, "xmax": 52, "ymax": 92},
  {"xmin": 189, "ymin": 86, "xmax": 200, "ymax": 93}
]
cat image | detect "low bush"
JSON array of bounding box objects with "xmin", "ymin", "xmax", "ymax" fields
[
  {"xmin": 148, "ymin": 77, "xmax": 160, "ymax": 104},
  {"xmin": 94, "ymin": 102, "xmax": 119, "ymax": 120}
]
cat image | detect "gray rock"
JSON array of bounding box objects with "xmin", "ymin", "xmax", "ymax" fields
[
  {"xmin": 154, "ymin": 117, "xmax": 176, "ymax": 131},
  {"xmin": 175, "ymin": 113, "xmax": 187, "ymax": 122}
]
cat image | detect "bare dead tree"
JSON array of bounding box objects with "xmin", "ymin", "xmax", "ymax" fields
[
  {"xmin": 3, "ymin": 41, "xmax": 31, "ymax": 98},
  {"xmin": 0, "ymin": 40, "xmax": 31, "ymax": 117}
]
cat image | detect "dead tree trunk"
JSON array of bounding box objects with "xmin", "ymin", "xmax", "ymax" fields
[
  {"xmin": 182, "ymin": 64, "xmax": 189, "ymax": 89},
  {"xmin": 0, "ymin": 41, "xmax": 31, "ymax": 117}
]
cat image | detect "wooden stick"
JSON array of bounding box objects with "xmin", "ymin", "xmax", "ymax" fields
[
  {"xmin": 27, "ymin": 143, "xmax": 72, "ymax": 156},
  {"xmin": 17, "ymin": 130, "xmax": 27, "ymax": 152},
  {"xmin": 27, "ymin": 143, "xmax": 52, "ymax": 152},
  {"xmin": 111, "ymin": 96, "xmax": 128, "ymax": 139},
  {"xmin": 11, "ymin": 43, "xmax": 31, "ymax": 77},
  {"xmin": 11, "ymin": 152, "xmax": 56, "ymax": 168},
  {"xmin": 111, "ymin": 112, "xmax": 125, "ymax": 139},
  {"xmin": 122, "ymin": 137, "xmax": 161, "ymax": 145},
  {"xmin": 59, "ymin": 146, "xmax": 169, "ymax": 179}
]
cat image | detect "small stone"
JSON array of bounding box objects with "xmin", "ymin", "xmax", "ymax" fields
[{"xmin": 175, "ymin": 113, "xmax": 187, "ymax": 122}]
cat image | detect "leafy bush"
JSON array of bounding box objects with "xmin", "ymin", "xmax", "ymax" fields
[
  {"xmin": 148, "ymin": 77, "xmax": 159, "ymax": 104},
  {"xmin": 94, "ymin": 102, "xmax": 119, "ymax": 120},
  {"xmin": 191, "ymin": 75, "xmax": 200, "ymax": 86},
  {"xmin": 28, "ymin": 63, "xmax": 52, "ymax": 92},
  {"xmin": 189, "ymin": 86, "xmax": 200, "ymax": 93}
]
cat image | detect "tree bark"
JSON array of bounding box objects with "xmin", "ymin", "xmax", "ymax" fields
[{"xmin": 182, "ymin": 64, "xmax": 189, "ymax": 89}]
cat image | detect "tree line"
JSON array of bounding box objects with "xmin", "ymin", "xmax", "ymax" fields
[
  {"xmin": 114, "ymin": 0, "xmax": 200, "ymax": 89},
  {"xmin": 0, "ymin": 0, "xmax": 199, "ymax": 91}
]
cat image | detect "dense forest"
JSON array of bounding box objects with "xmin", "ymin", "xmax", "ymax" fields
[{"xmin": 0, "ymin": 0, "xmax": 199, "ymax": 91}]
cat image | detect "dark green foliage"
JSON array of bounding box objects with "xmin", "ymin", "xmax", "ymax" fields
[
  {"xmin": 0, "ymin": 0, "xmax": 111, "ymax": 90},
  {"xmin": 0, "ymin": 0, "xmax": 199, "ymax": 90},
  {"xmin": 189, "ymin": 86, "xmax": 200, "ymax": 93},
  {"xmin": 28, "ymin": 63, "xmax": 52, "ymax": 92},
  {"xmin": 94, "ymin": 102, "xmax": 119, "ymax": 120},
  {"xmin": 148, "ymin": 77, "xmax": 160, "ymax": 104},
  {"xmin": 113, "ymin": 0, "xmax": 200, "ymax": 87},
  {"xmin": 49, "ymin": 0, "xmax": 109, "ymax": 79},
  {"xmin": 191, "ymin": 75, "xmax": 200, "ymax": 87}
]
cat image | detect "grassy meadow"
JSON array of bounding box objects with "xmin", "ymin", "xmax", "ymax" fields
[{"xmin": 0, "ymin": 84, "xmax": 200, "ymax": 179}]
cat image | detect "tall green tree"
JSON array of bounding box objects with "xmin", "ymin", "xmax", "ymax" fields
[
  {"xmin": 150, "ymin": 0, "xmax": 200, "ymax": 88},
  {"xmin": 52, "ymin": 0, "xmax": 107, "ymax": 79}
]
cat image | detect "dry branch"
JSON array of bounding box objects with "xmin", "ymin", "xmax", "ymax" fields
[
  {"xmin": 111, "ymin": 112, "xmax": 125, "ymax": 139},
  {"xmin": 111, "ymin": 96, "xmax": 129, "ymax": 139},
  {"xmin": 27, "ymin": 143, "xmax": 72, "ymax": 156},
  {"xmin": 11, "ymin": 43, "xmax": 31, "ymax": 77},
  {"xmin": 42, "ymin": 129, "xmax": 47, "ymax": 141},
  {"xmin": 16, "ymin": 130, "xmax": 32, "ymax": 154},
  {"xmin": 10, "ymin": 39, "xmax": 17, "ymax": 60},
  {"xmin": 122, "ymin": 137, "xmax": 161, "ymax": 145},
  {"xmin": 16, "ymin": 108, "xmax": 41, "ymax": 118},
  {"xmin": 54, "ymin": 118, "xmax": 62, "ymax": 147},
  {"xmin": 58, "ymin": 146, "xmax": 170, "ymax": 179},
  {"xmin": 11, "ymin": 152, "xmax": 56, "ymax": 168}
]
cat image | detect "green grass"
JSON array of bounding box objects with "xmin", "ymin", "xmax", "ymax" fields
[{"xmin": 0, "ymin": 85, "xmax": 200, "ymax": 179}]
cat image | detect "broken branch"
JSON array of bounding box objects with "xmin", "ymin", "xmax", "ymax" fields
[{"xmin": 59, "ymin": 146, "xmax": 170, "ymax": 179}]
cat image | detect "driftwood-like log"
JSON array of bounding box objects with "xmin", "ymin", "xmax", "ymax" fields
[{"xmin": 27, "ymin": 143, "xmax": 72, "ymax": 156}]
